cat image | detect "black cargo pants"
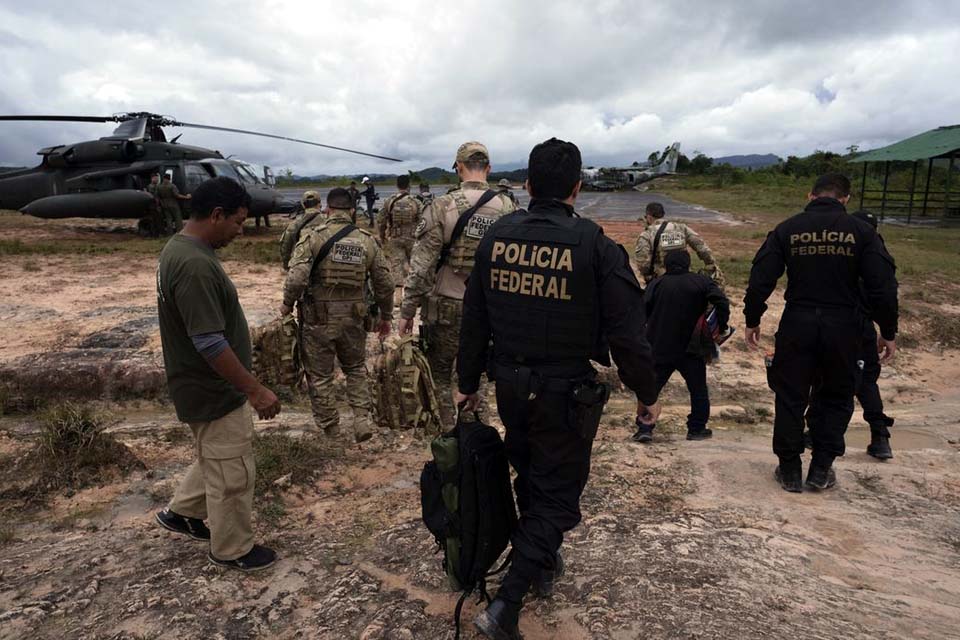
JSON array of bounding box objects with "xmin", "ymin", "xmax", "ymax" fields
[
  {"xmin": 492, "ymin": 369, "xmax": 604, "ymax": 614},
  {"xmin": 807, "ymin": 321, "xmax": 893, "ymax": 438},
  {"xmin": 767, "ymin": 308, "xmax": 860, "ymax": 469}
]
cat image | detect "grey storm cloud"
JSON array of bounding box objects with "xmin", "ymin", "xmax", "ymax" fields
[{"xmin": 1, "ymin": 0, "xmax": 958, "ymax": 175}]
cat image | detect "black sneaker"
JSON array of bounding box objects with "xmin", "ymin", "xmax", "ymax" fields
[
  {"xmin": 531, "ymin": 552, "xmax": 565, "ymax": 599},
  {"xmin": 155, "ymin": 509, "xmax": 210, "ymax": 541},
  {"xmin": 632, "ymin": 424, "xmax": 654, "ymax": 443},
  {"xmin": 774, "ymin": 465, "xmax": 803, "ymax": 493},
  {"xmin": 474, "ymin": 599, "xmax": 523, "ymax": 640},
  {"xmin": 208, "ymin": 544, "xmax": 277, "ymax": 572},
  {"xmin": 805, "ymin": 465, "xmax": 837, "ymax": 491},
  {"xmin": 686, "ymin": 428, "xmax": 713, "ymax": 441},
  {"xmin": 867, "ymin": 434, "xmax": 893, "ymax": 460}
]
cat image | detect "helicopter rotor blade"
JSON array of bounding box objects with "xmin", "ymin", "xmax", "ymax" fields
[
  {"xmin": 175, "ymin": 121, "xmax": 403, "ymax": 162},
  {"xmin": 0, "ymin": 115, "xmax": 116, "ymax": 123}
]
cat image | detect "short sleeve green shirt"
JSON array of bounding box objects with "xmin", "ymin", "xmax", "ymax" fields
[{"xmin": 157, "ymin": 234, "xmax": 252, "ymax": 422}]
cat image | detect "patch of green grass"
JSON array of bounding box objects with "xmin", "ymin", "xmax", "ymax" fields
[
  {"xmin": 656, "ymin": 179, "xmax": 808, "ymax": 222},
  {"xmin": 253, "ymin": 432, "xmax": 339, "ymax": 524},
  {"xmin": 0, "ymin": 403, "xmax": 143, "ymax": 507},
  {"xmin": 220, "ymin": 238, "xmax": 280, "ymax": 265},
  {"xmin": 0, "ymin": 234, "xmax": 280, "ymax": 265},
  {"xmin": 657, "ymin": 177, "xmax": 960, "ymax": 287},
  {"xmin": 0, "ymin": 237, "xmax": 166, "ymax": 257}
]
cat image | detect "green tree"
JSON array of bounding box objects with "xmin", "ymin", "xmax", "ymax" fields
[{"xmin": 689, "ymin": 154, "xmax": 713, "ymax": 175}]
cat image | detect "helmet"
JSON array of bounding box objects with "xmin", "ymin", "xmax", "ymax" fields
[
  {"xmin": 497, "ymin": 178, "xmax": 512, "ymax": 188},
  {"xmin": 362, "ymin": 176, "xmax": 370, "ymax": 183},
  {"xmin": 301, "ymin": 190, "xmax": 320, "ymax": 207}
]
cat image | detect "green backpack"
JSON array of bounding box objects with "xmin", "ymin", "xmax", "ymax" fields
[{"xmin": 420, "ymin": 413, "xmax": 518, "ymax": 637}]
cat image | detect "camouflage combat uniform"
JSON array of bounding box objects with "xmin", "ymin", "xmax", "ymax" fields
[
  {"xmin": 400, "ymin": 181, "xmax": 516, "ymax": 426},
  {"xmin": 378, "ymin": 190, "xmax": 422, "ymax": 285},
  {"xmin": 283, "ymin": 210, "xmax": 394, "ymax": 440},
  {"xmin": 145, "ymin": 180, "xmax": 164, "ymax": 233},
  {"xmin": 157, "ymin": 181, "xmax": 185, "ymax": 232},
  {"xmin": 279, "ymin": 204, "xmax": 325, "ymax": 270},
  {"xmin": 635, "ymin": 220, "xmax": 724, "ymax": 286}
]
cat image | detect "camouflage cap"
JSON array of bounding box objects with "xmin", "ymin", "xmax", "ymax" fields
[
  {"xmin": 497, "ymin": 178, "xmax": 512, "ymax": 188},
  {"xmin": 301, "ymin": 190, "xmax": 320, "ymax": 206},
  {"xmin": 452, "ymin": 141, "xmax": 489, "ymax": 169},
  {"xmin": 327, "ymin": 187, "xmax": 354, "ymax": 210}
]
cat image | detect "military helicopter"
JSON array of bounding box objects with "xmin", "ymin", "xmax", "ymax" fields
[{"xmin": 0, "ymin": 112, "xmax": 402, "ymax": 234}]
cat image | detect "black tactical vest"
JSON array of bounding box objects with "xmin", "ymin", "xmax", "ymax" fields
[{"xmin": 484, "ymin": 210, "xmax": 601, "ymax": 364}]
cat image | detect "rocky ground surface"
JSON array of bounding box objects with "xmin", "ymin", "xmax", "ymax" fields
[{"xmin": 1, "ymin": 208, "xmax": 959, "ymax": 639}]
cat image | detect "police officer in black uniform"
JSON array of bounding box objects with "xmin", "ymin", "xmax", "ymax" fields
[
  {"xmin": 744, "ymin": 174, "xmax": 898, "ymax": 493},
  {"xmin": 806, "ymin": 209, "xmax": 897, "ymax": 460},
  {"xmin": 455, "ymin": 138, "xmax": 660, "ymax": 639}
]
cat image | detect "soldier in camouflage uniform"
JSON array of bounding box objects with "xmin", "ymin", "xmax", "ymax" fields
[
  {"xmin": 497, "ymin": 178, "xmax": 520, "ymax": 206},
  {"xmin": 157, "ymin": 174, "xmax": 191, "ymax": 233},
  {"xmin": 281, "ymin": 188, "xmax": 394, "ymax": 442},
  {"xmin": 398, "ymin": 142, "xmax": 516, "ymax": 426},
  {"xmin": 634, "ymin": 201, "xmax": 724, "ymax": 286},
  {"xmin": 279, "ymin": 190, "xmax": 325, "ymax": 270},
  {"xmin": 144, "ymin": 172, "xmax": 164, "ymax": 234},
  {"xmin": 378, "ymin": 175, "xmax": 423, "ymax": 285},
  {"xmin": 416, "ymin": 182, "xmax": 433, "ymax": 207}
]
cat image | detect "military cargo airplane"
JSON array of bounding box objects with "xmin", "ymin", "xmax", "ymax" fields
[{"xmin": 582, "ymin": 142, "xmax": 681, "ymax": 190}]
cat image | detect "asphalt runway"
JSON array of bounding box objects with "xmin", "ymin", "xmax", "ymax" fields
[{"xmin": 278, "ymin": 186, "xmax": 732, "ymax": 223}]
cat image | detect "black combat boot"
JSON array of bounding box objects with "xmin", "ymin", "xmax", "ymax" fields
[
  {"xmin": 774, "ymin": 464, "xmax": 803, "ymax": 493},
  {"xmin": 686, "ymin": 428, "xmax": 713, "ymax": 441},
  {"xmin": 531, "ymin": 552, "xmax": 565, "ymax": 599},
  {"xmin": 474, "ymin": 599, "xmax": 523, "ymax": 640},
  {"xmin": 867, "ymin": 424, "xmax": 893, "ymax": 460},
  {"xmin": 805, "ymin": 463, "xmax": 837, "ymax": 491}
]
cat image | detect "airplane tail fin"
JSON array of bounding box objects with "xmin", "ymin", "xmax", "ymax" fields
[{"xmin": 657, "ymin": 142, "xmax": 681, "ymax": 173}]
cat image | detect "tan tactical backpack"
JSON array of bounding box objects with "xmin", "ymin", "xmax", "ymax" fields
[
  {"xmin": 250, "ymin": 315, "xmax": 302, "ymax": 389},
  {"xmin": 374, "ymin": 336, "xmax": 441, "ymax": 433}
]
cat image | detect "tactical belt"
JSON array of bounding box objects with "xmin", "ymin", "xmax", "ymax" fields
[{"xmin": 493, "ymin": 363, "xmax": 590, "ymax": 397}]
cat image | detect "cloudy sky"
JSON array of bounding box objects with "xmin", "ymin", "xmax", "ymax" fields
[{"xmin": 1, "ymin": 0, "xmax": 958, "ymax": 175}]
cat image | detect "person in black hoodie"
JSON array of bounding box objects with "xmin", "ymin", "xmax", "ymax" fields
[{"xmin": 635, "ymin": 249, "xmax": 730, "ymax": 443}]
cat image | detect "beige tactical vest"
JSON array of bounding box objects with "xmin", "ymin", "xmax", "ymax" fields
[
  {"xmin": 386, "ymin": 193, "xmax": 419, "ymax": 238},
  {"xmin": 432, "ymin": 188, "xmax": 513, "ymax": 300},
  {"xmin": 309, "ymin": 222, "xmax": 369, "ymax": 293}
]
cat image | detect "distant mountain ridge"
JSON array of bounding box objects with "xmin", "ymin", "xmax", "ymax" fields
[{"xmin": 711, "ymin": 154, "xmax": 780, "ymax": 169}]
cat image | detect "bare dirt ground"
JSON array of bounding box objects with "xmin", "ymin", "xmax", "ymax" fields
[{"xmin": 1, "ymin": 209, "xmax": 959, "ymax": 640}]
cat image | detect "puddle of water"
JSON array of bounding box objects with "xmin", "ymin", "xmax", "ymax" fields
[{"xmin": 845, "ymin": 426, "xmax": 948, "ymax": 451}]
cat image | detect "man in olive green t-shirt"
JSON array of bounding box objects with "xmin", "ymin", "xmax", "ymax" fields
[{"xmin": 154, "ymin": 176, "xmax": 281, "ymax": 573}]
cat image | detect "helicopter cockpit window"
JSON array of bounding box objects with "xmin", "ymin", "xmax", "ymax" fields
[
  {"xmin": 233, "ymin": 163, "xmax": 261, "ymax": 186},
  {"xmin": 207, "ymin": 161, "xmax": 242, "ymax": 181},
  {"xmin": 184, "ymin": 164, "xmax": 212, "ymax": 190}
]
